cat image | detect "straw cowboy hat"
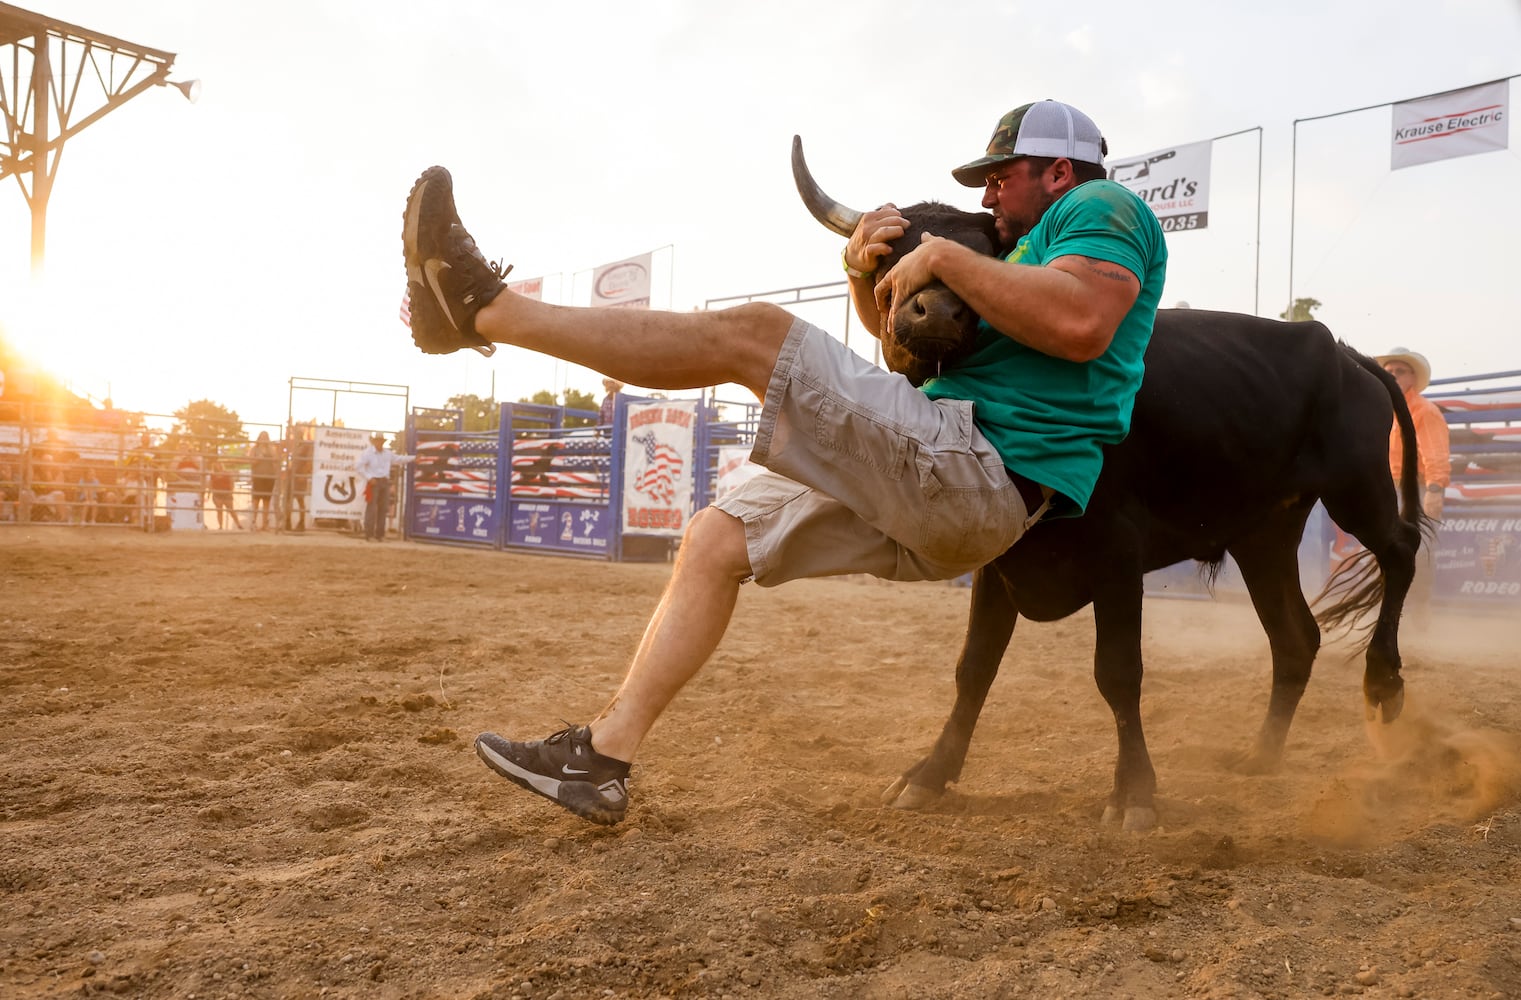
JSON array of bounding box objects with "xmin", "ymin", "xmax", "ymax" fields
[
  {"xmin": 1374, "ymin": 348, "xmax": 1431, "ymax": 392},
  {"xmin": 602, "ymin": 377, "xmax": 624, "ymax": 392}
]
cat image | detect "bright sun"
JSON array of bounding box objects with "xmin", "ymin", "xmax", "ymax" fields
[{"xmin": 0, "ymin": 269, "xmax": 114, "ymax": 403}]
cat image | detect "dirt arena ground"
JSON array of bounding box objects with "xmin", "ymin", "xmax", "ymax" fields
[{"xmin": 4, "ymin": 528, "xmax": 1521, "ymax": 999}]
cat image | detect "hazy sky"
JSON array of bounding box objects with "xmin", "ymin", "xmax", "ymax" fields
[{"xmin": 2, "ymin": 0, "xmax": 1518, "ymax": 435}]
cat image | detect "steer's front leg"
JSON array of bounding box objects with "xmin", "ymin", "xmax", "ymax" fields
[{"xmin": 883, "ymin": 563, "xmax": 1017, "ymax": 809}]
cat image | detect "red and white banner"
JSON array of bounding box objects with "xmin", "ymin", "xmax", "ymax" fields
[
  {"xmin": 591, "ymin": 252, "xmax": 652, "ymax": 309},
  {"xmin": 1392, "ymin": 79, "xmax": 1509, "ymax": 170},
  {"xmin": 716, "ymin": 445, "xmax": 763, "ymax": 499},
  {"xmin": 621, "ymin": 399, "xmax": 695, "ymax": 536},
  {"xmin": 1108, "ymin": 139, "xmax": 1213, "ymax": 233},
  {"xmin": 507, "ymin": 276, "xmax": 543, "ymax": 301}
]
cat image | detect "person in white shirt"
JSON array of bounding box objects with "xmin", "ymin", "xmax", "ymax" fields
[{"xmin": 354, "ymin": 432, "xmax": 413, "ymax": 541}]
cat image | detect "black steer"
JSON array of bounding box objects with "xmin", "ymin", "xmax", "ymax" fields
[{"xmin": 792, "ymin": 137, "xmax": 1425, "ymax": 831}]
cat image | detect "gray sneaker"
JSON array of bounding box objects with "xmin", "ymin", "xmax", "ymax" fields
[
  {"xmin": 402, "ymin": 165, "xmax": 510, "ymax": 356},
  {"xmin": 475, "ymin": 725, "xmax": 631, "ymax": 825}
]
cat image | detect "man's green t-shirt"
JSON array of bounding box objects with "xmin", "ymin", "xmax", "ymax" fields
[{"xmin": 921, "ymin": 179, "xmax": 1167, "ymax": 514}]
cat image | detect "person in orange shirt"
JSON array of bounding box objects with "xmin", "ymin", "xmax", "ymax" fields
[
  {"xmin": 1376, "ymin": 348, "xmax": 1450, "ymax": 521},
  {"xmin": 1377, "ymin": 347, "xmax": 1450, "ymax": 628}
]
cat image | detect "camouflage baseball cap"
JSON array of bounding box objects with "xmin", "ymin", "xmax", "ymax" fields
[{"xmin": 952, "ymin": 100, "xmax": 1107, "ymax": 187}]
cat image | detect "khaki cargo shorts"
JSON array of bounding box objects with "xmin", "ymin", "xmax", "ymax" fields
[{"xmin": 714, "ymin": 317, "xmax": 1042, "ymax": 586}]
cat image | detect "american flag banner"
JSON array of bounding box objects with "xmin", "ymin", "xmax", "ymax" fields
[
  {"xmin": 414, "ymin": 438, "xmax": 498, "ymax": 497},
  {"xmin": 716, "ymin": 445, "xmax": 763, "ymax": 499},
  {"xmin": 510, "ymin": 436, "xmax": 610, "ymax": 501},
  {"xmin": 622, "ymin": 399, "xmax": 696, "ymax": 536},
  {"xmin": 399, "ymin": 291, "xmax": 412, "ymax": 328},
  {"xmin": 630, "ymin": 432, "xmax": 683, "ymax": 505}
]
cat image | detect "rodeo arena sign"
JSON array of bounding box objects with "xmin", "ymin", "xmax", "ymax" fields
[{"xmin": 1108, "ymin": 138, "xmax": 1212, "ymax": 233}]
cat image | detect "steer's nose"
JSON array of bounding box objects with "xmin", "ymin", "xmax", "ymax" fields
[{"xmin": 908, "ymin": 287, "xmax": 969, "ymax": 328}]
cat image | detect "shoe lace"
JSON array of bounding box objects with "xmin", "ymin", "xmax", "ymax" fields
[
  {"xmin": 544, "ymin": 722, "xmax": 583, "ymax": 747},
  {"xmin": 454, "ymin": 226, "xmax": 513, "ymax": 286}
]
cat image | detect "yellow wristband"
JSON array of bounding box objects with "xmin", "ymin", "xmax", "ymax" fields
[{"xmin": 841, "ymin": 246, "xmax": 873, "ymax": 280}]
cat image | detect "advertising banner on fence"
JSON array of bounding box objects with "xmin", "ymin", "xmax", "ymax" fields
[
  {"xmin": 621, "ymin": 399, "xmax": 695, "ymax": 536},
  {"xmin": 1392, "ymin": 79, "xmax": 1509, "ymax": 170},
  {"xmin": 716, "ymin": 445, "xmax": 762, "ymax": 499},
  {"xmin": 1107, "ymin": 139, "xmax": 1212, "ymax": 233},
  {"xmin": 311, "ymin": 425, "xmax": 368, "ymax": 520},
  {"xmin": 1433, "ymin": 512, "xmax": 1521, "ymax": 600},
  {"xmin": 591, "ymin": 252, "xmax": 652, "ymax": 309},
  {"xmin": 507, "ymin": 276, "xmax": 543, "ymax": 301},
  {"xmin": 413, "ymin": 494, "xmax": 497, "ymax": 543},
  {"xmin": 508, "ymin": 501, "xmax": 613, "ymax": 554}
]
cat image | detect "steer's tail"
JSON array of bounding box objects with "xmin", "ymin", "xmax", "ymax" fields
[{"xmin": 1313, "ymin": 352, "xmax": 1430, "ymax": 633}]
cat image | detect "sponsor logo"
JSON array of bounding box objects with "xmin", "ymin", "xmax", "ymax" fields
[
  {"xmin": 595, "ymin": 262, "xmax": 648, "ymax": 301},
  {"xmin": 324, "ymin": 475, "xmax": 356, "ymax": 504},
  {"xmin": 424, "ymin": 259, "xmax": 458, "ymax": 326}
]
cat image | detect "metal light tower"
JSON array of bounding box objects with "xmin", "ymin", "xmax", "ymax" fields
[{"xmin": 0, "ymin": 3, "xmax": 197, "ymax": 274}]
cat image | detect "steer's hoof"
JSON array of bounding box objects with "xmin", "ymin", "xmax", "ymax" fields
[
  {"xmin": 1101, "ymin": 804, "xmax": 1158, "ymax": 833},
  {"xmin": 882, "ymin": 776, "xmax": 941, "ymax": 810},
  {"xmin": 1363, "ymin": 686, "xmax": 1405, "ymax": 725},
  {"xmin": 1227, "ymin": 746, "xmax": 1283, "ymax": 776}
]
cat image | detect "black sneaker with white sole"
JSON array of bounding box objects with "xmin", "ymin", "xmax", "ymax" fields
[
  {"xmin": 475, "ymin": 725, "xmax": 631, "ymax": 825},
  {"xmin": 401, "ymin": 165, "xmax": 511, "ymax": 357}
]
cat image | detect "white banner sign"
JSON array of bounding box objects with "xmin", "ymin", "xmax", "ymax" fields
[
  {"xmin": 310, "ymin": 425, "xmax": 368, "ymax": 520},
  {"xmin": 1392, "ymin": 79, "xmax": 1509, "ymax": 170},
  {"xmin": 591, "ymin": 252, "xmax": 652, "ymax": 309},
  {"xmin": 1107, "ymin": 139, "xmax": 1213, "ymax": 233},
  {"xmin": 507, "ymin": 276, "xmax": 543, "ymax": 300},
  {"xmin": 621, "ymin": 399, "xmax": 695, "ymax": 536},
  {"xmin": 716, "ymin": 445, "xmax": 762, "ymax": 500}
]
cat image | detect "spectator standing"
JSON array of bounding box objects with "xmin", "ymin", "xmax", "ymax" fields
[
  {"xmin": 0, "ymin": 461, "xmax": 15, "ymax": 521},
  {"xmin": 285, "ymin": 431, "xmax": 314, "ymax": 531},
  {"xmin": 124, "ymin": 431, "xmax": 158, "ymax": 529},
  {"xmin": 354, "ymin": 432, "xmax": 413, "ymax": 541},
  {"xmin": 208, "ymin": 457, "xmax": 243, "ymax": 530},
  {"xmin": 165, "ymin": 448, "xmax": 206, "ymax": 531},
  {"xmin": 248, "ymin": 431, "xmax": 280, "ymax": 531},
  {"xmin": 598, "ymin": 377, "xmax": 624, "ymax": 428},
  {"xmin": 1378, "ymin": 347, "xmax": 1450, "ymax": 626},
  {"xmin": 1377, "ymin": 348, "xmax": 1450, "ymax": 520},
  {"xmin": 76, "ymin": 467, "xmax": 100, "ymax": 524}
]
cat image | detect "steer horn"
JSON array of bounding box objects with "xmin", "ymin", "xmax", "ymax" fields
[{"xmin": 791, "ymin": 135, "xmax": 863, "ymax": 238}]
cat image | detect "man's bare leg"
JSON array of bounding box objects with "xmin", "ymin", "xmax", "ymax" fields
[
  {"xmin": 472, "ymin": 477, "xmax": 757, "ymax": 823},
  {"xmin": 587, "ymin": 506, "xmax": 753, "ymax": 763},
  {"xmin": 473, "ymin": 296, "xmax": 791, "ymax": 400}
]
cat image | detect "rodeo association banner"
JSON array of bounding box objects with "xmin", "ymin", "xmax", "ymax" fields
[
  {"xmin": 1392, "ymin": 79, "xmax": 1509, "ymax": 170},
  {"xmin": 621, "ymin": 399, "xmax": 695, "ymax": 536},
  {"xmin": 1107, "ymin": 139, "xmax": 1212, "ymax": 233},
  {"xmin": 590, "ymin": 251, "xmax": 652, "ymax": 309},
  {"xmin": 310, "ymin": 426, "xmax": 368, "ymax": 521}
]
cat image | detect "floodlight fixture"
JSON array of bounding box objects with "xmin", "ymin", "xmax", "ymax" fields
[{"xmin": 168, "ymin": 78, "xmax": 202, "ymax": 104}]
